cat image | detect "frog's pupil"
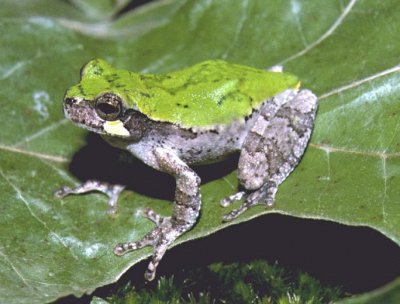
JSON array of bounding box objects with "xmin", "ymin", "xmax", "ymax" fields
[{"xmin": 98, "ymin": 103, "xmax": 117, "ymax": 115}]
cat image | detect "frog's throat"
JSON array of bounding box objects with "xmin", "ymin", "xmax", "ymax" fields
[{"xmin": 103, "ymin": 120, "xmax": 130, "ymax": 137}]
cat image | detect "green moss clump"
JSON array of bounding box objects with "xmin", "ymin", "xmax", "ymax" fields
[{"xmin": 101, "ymin": 260, "xmax": 343, "ymax": 303}]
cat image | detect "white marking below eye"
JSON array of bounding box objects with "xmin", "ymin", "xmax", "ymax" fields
[{"xmin": 104, "ymin": 120, "xmax": 130, "ymax": 136}]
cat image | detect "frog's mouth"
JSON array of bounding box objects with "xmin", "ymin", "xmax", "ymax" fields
[{"xmin": 63, "ymin": 97, "xmax": 107, "ymax": 134}]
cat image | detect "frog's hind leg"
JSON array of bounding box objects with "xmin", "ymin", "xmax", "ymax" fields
[{"xmin": 221, "ymin": 89, "xmax": 317, "ymax": 222}]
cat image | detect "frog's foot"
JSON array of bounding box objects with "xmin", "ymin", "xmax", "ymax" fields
[
  {"xmin": 54, "ymin": 180, "xmax": 125, "ymax": 214},
  {"xmin": 221, "ymin": 184, "xmax": 275, "ymax": 222},
  {"xmin": 113, "ymin": 207, "xmax": 190, "ymax": 281}
]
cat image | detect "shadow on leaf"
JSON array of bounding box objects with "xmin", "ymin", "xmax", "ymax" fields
[{"xmin": 67, "ymin": 133, "xmax": 240, "ymax": 201}]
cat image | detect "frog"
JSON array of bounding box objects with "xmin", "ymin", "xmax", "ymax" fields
[{"xmin": 55, "ymin": 59, "xmax": 317, "ymax": 281}]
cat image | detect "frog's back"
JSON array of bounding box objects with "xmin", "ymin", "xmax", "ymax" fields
[{"xmin": 138, "ymin": 60, "xmax": 299, "ymax": 128}]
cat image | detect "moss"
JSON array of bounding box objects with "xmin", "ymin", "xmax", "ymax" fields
[{"xmin": 102, "ymin": 260, "xmax": 343, "ymax": 304}]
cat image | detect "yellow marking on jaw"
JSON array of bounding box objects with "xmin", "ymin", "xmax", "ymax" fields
[{"xmin": 104, "ymin": 120, "xmax": 130, "ymax": 137}]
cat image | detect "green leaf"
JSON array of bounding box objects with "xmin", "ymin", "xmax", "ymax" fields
[
  {"xmin": 337, "ymin": 278, "xmax": 400, "ymax": 304},
  {"xmin": 0, "ymin": 0, "xmax": 399, "ymax": 303},
  {"xmin": 0, "ymin": 0, "xmax": 130, "ymax": 21}
]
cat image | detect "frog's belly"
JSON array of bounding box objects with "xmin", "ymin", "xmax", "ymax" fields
[
  {"xmin": 124, "ymin": 111, "xmax": 259, "ymax": 170},
  {"xmin": 166, "ymin": 120, "xmax": 254, "ymax": 165}
]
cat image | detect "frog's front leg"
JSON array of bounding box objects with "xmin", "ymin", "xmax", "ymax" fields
[
  {"xmin": 113, "ymin": 147, "xmax": 201, "ymax": 281},
  {"xmin": 222, "ymin": 89, "xmax": 317, "ymax": 221},
  {"xmin": 55, "ymin": 180, "xmax": 125, "ymax": 214}
]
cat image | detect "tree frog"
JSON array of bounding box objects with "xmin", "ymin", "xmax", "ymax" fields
[{"xmin": 55, "ymin": 59, "xmax": 317, "ymax": 281}]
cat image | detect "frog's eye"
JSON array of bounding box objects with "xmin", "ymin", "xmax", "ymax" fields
[{"xmin": 95, "ymin": 93, "xmax": 123, "ymax": 121}]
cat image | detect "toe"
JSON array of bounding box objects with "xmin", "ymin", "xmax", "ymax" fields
[
  {"xmin": 142, "ymin": 208, "xmax": 162, "ymax": 224},
  {"xmin": 220, "ymin": 191, "xmax": 246, "ymax": 207}
]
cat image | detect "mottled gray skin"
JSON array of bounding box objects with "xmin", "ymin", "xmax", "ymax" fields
[{"xmin": 56, "ymin": 88, "xmax": 317, "ymax": 281}]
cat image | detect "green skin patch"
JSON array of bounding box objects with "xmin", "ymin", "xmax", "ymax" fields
[{"xmin": 65, "ymin": 59, "xmax": 299, "ymax": 127}]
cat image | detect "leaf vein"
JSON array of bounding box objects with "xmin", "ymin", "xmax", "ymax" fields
[
  {"xmin": 223, "ymin": 177, "xmax": 235, "ymax": 190},
  {"xmin": 319, "ymin": 65, "xmax": 400, "ymax": 99},
  {"xmin": 0, "ymin": 144, "xmax": 68, "ymax": 163},
  {"xmin": 1, "ymin": 60, "xmax": 30, "ymax": 80},
  {"xmin": 13, "ymin": 119, "xmax": 68, "ymax": 147},
  {"xmin": 277, "ymin": 0, "xmax": 358, "ymax": 65},
  {"xmin": 290, "ymin": 0, "xmax": 309, "ymax": 47},
  {"xmin": 0, "ymin": 168, "xmax": 78, "ymax": 260},
  {"xmin": 222, "ymin": 0, "xmax": 249, "ymax": 59},
  {"xmin": 0, "ymin": 247, "xmax": 40, "ymax": 295},
  {"xmin": 381, "ymin": 156, "xmax": 388, "ymax": 223},
  {"xmin": 310, "ymin": 143, "xmax": 400, "ymax": 159},
  {"xmin": 40, "ymin": 158, "xmax": 77, "ymax": 184}
]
